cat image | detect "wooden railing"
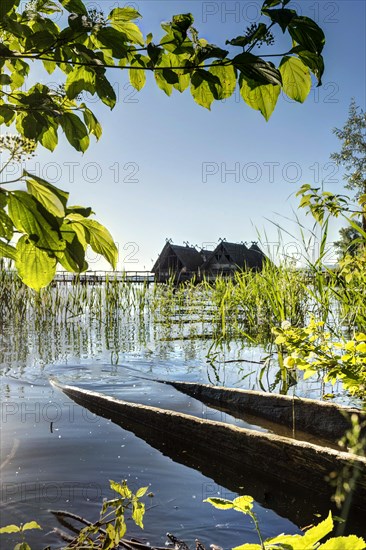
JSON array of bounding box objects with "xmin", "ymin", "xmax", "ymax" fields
[{"xmin": 53, "ymin": 271, "xmax": 155, "ymax": 284}]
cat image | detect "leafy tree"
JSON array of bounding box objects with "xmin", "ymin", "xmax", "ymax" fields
[
  {"xmin": 0, "ymin": 0, "xmax": 327, "ymax": 289},
  {"xmin": 331, "ymin": 100, "xmax": 366, "ymax": 231},
  {"xmin": 334, "ymin": 220, "xmax": 363, "ymax": 259}
]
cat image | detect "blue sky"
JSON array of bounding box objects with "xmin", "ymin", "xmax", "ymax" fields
[{"xmin": 17, "ymin": 0, "xmax": 366, "ymax": 270}]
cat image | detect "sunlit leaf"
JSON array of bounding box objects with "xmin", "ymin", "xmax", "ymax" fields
[
  {"xmin": 109, "ymin": 480, "xmax": 132, "ymax": 498},
  {"xmin": 190, "ymin": 69, "xmax": 219, "ymax": 109},
  {"xmin": 319, "ymin": 535, "xmax": 366, "ymax": 550},
  {"xmin": 209, "ymin": 62, "xmax": 237, "ymax": 100},
  {"xmin": 203, "ymin": 497, "xmax": 234, "ymax": 510},
  {"xmin": 240, "ymin": 77, "xmax": 280, "ymax": 120},
  {"xmin": 26, "ymin": 179, "xmax": 65, "ymax": 218},
  {"xmin": 129, "ymin": 58, "xmax": 147, "ymax": 91},
  {"xmin": 135, "ymin": 486, "xmax": 149, "ymax": 498},
  {"xmin": 81, "ymin": 219, "xmax": 118, "ymax": 269},
  {"xmin": 8, "ymin": 192, "xmax": 65, "ymax": 251},
  {"xmin": 15, "ymin": 236, "xmax": 57, "ymax": 291},
  {"xmin": 0, "ymin": 524, "xmax": 20, "ymax": 534},
  {"xmin": 232, "ymin": 495, "xmax": 254, "ymax": 514},
  {"xmin": 279, "ymin": 56, "xmax": 311, "ymax": 102},
  {"xmin": 66, "ymin": 66, "xmax": 96, "ymax": 99},
  {"xmin": 0, "ymin": 0, "xmax": 19, "ymax": 19},
  {"xmin": 59, "ymin": 0, "xmax": 87, "ymax": 15},
  {"xmin": 22, "ymin": 521, "xmax": 42, "ymax": 531},
  {"xmin": 232, "ymin": 545, "xmax": 262, "ymax": 550},
  {"xmin": 60, "ymin": 113, "xmax": 90, "ymax": 152},
  {"xmin": 0, "ymin": 240, "xmax": 17, "ymax": 261},
  {"xmin": 132, "ymin": 499, "xmax": 145, "ymax": 529},
  {"xmin": 0, "ymin": 210, "xmax": 14, "ymax": 240},
  {"xmin": 40, "ymin": 123, "xmax": 58, "ymax": 152}
]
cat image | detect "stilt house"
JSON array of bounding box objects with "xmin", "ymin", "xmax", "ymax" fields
[
  {"xmin": 152, "ymin": 240, "xmax": 269, "ymax": 281},
  {"xmin": 152, "ymin": 241, "xmax": 205, "ymax": 282},
  {"xmin": 202, "ymin": 241, "xmax": 267, "ymax": 276}
]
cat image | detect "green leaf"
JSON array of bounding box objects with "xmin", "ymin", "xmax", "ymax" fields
[
  {"xmin": 42, "ymin": 59, "xmax": 56, "ymax": 74},
  {"xmin": 60, "ymin": 112, "xmax": 89, "ymax": 152},
  {"xmin": 40, "ymin": 123, "xmax": 58, "ymax": 151},
  {"xmin": 22, "ymin": 521, "xmax": 42, "ymax": 531},
  {"xmin": 293, "ymin": 48, "xmax": 324, "ymax": 85},
  {"xmin": 0, "ymin": 105, "xmax": 15, "ymax": 125},
  {"xmin": 95, "ymin": 27, "xmax": 129, "ymax": 58},
  {"xmin": 24, "ymin": 171, "xmax": 69, "ymax": 208},
  {"xmin": 0, "ymin": 241, "xmax": 16, "ymax": 261},
  {"xmin": 233, "ymin": 53, "xmax": 282, "ymax": 86},
  {"xmin": 109, "ymin": 480, "xmax": 132, "ymax": 498},
  {"xmin": 196, "ymin": 44, "xmax": 229, "ymax": 63},
  {"xmin": 301, "ymin": 511, "xmax": 333, "ymax": 546},
  {"xmin": 59, "ymin": 0, "xmax": 87, "ymax": 15},
  {"xmin": 268, "ymin": 513, "xmax": 333, "ymax": 549},
  {"xmin": 0, "ymin": 209, "xmax": 14, "ymax": 240},
  {"xmin": 288, "ymin": 16, "xmax": 325, "ymax": 54},
  {"xmin": 108, "ymin": 7, "xmax": 141, "ymax": 22},
  {"xmin": 15, "ymin": 237, "xmax": 57, "ymax": 290},
  {"xmin": 279, "ymin": 56, "xmax": 311, "ymax": 102},
  {"xmin": 262, "ymin": 8, "xmax": 296, "ymax": 33},
  {"xmin": 262, "ymin": 0, "xmax": 282, "ymax": 7},
  {"xmin": 82, "ymin": 107, "xmax": 102, "ymax": 140},
  {"xmin": 78, "ymin": 218, "xmax": 118, "ymax": 269},
  {"xmin": 8, "ymin": 191, "xmax": 64, "ymax": 251},
  {"xmin": 154, "ymin": 71, "xmax": 173, "ymax": 96},
  {"xmin": 16, "ymin": 112, "xmax": 48, "ymax": 142},
  {"xmin": 36, "ymin": 0, "xmax": 62, "ymax": 15},
  {"xmin": 0, "ymin": 74, "xmax": 12, "ymax": 86},
  {"xmin": 14, "ymin": 543, "xmax": 31, "ymax": 550},
  {"xmin": 95, "ymin": 75, "xmax": 117, "ymax": 109},
  {"xmin": 135, "ymin": 486, "xmax": 149, "ymax": 498},
  {"xmin": 232, "ymin": 495, "xmax": 254, "ymax": 514},
  {"xmin": 26, "ymin": 179, "xmax": 65, "ymax": 218},
  {"xmin": 171, "ymin": 13, "xmax": 194, "ymax": 44},
  {"xmin": 0, "ymin": 0, "xmax": 19, "ymax": 19},
  {"xmin": 319, "ymin": 536, "xmax": 366, "ymax": 550},
  {"xmin": 132, "ymin": 499, "xmax": 145, "ymax": 529},
  {"xmin": 240, "ymin": 77, "xmax": 280, "ymax": 120},
  {"xmin": 57, "ymin": 228, "xmax": 87, "ymax": 272},
  {"xmin": 203, "ymin": 497, "xmax": 234, "ymax": 510},
  {"xmin": 232, "ymin": 545, "xmax": 262, "ymax": 550},
  {"xmin": 109, "ymin": 12, "xmax": 144, "ymax": 46},
  {"xmin": 209, "ymin": 62, "xmax": 237, "ymax": 100},
  {"xmin": 66, "ymin": 205, "xmax": 93, "ymax": 217},
  {"xmin": 190, "ymin": 69, "xmax": 219, "ymax": 110},
  {"xmin": 64, "ymin": 216, "xmax": 88, "ymax": 248},
  {"xmin": 0, "ymin": 194, "xmax": 7, "ymax": 209},
  {"xmin": 129, "ymin": 58, "xmax": 147, "ymax": 91},
  {"xmin": 25, "ymin": 30, "xmax": 58, "ymax": 52},
  {"xmin": 147, "ymin": 43, "xmax": 163, "ymax": 65},
  {"xmin": 66, "ymin": 66, "xmax": 96, "ymax": 99}
]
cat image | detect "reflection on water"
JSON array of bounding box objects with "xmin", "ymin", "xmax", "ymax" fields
[{"xmin": 0, "ymin": 283, "xmax": 359, "ymax": 548}]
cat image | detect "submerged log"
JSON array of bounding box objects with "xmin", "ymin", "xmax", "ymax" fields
[
  {"xmin": 157, "ymin": 380, "xmax": 366, "ymax": 445},
  {"xmin": 51, "ymin": 380, "xmax": 366, "ymax": 533}
]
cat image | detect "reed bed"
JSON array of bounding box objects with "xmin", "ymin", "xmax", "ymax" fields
[{"xmin": 1, "ymin": 258, "xmax": 365, "ymax": 369}]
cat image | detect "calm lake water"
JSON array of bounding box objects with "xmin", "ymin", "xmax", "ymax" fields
[{"xmin": 0, "ymin": 284, "xmax": 363, "ymax": 548}]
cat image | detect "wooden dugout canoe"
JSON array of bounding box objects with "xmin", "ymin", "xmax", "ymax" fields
[
  {"xmin": 51, "ymin": 380, "xmax": 366, "ymax": 533},
  {"xmin": 156, "ymin": 380, "xmax": 366, "ymax": 446}
]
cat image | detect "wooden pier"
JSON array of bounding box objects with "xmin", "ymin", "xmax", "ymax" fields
[{"xmin": 53, "ymin": 271, "xmax": 155, "ymax": 285}]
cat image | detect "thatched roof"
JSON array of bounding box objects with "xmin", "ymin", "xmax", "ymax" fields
[
  {"xmin": 152, "ymin": 241, "xmax": 269, "ymax": 275},
  {"xmin": 152, "ymin": 242, "xmax": 204, "ymax": 273},
  {"xmin": 202, "ymin": 241, "xmax": 267, "ymax": 271}
]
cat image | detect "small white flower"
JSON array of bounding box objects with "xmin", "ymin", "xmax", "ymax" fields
[{"xmin": 281, "ymin": 320, "xmax": 291, "ymax": 330}]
